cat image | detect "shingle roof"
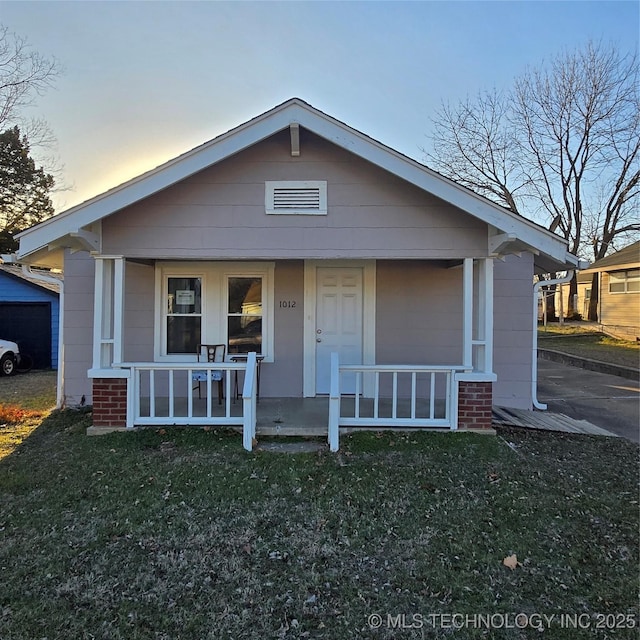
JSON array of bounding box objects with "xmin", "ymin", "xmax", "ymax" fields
[
  {"xmin": 585, "ymin": 241, "xmax": 640, "ymax": 272},
  {"xmin": 0, "ymin": 264, "xmax": 62, "ymax": 294}
]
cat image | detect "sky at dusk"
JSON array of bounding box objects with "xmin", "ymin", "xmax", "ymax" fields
[{"xmin": 2, "ymin": 0, "xmax": 639, "ymax": 212}]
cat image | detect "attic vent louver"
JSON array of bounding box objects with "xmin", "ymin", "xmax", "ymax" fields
[
  {"xmin": 274, "ymin": 187, "xmax": 320, "ymax": 209},
  {"xmin": 265, "ymin": 181, "xmax": 327, "ymax": 215}
]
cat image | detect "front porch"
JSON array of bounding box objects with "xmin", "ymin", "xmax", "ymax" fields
[
  {"xmin": 86, "ymin": 255, "xmax": 499, "ymax": 451},
  {"xmin": 89, "ymin": 356, "xmax": 494, "ymax": 451}
]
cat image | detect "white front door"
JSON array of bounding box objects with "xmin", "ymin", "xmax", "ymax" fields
[{"xmin": 315, "ymin": 267, "xmax": 363, "ymax": 394}]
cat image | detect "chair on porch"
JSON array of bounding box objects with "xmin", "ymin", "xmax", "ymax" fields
[{"xmin": 192, "ymin": 344, "xmax": 226, "ymax": 405}]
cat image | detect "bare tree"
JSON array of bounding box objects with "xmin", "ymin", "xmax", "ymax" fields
[
  {"xmin": 426, "ymin": 41, "xmax": 639, "ymax": 320},
  {"xmin": 429, "ymin": 89, "xmax": 525, "ymax": 214},
  {"xmin": 0, "ymin": 25, "xmax": 61, "ymax": 129}
]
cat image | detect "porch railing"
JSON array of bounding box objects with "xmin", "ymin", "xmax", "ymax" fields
[
  {"xmin": 121, "ymin": 352, "xmax": 258, "ymax": 451},
  {"xmin": 328, "ymin": 352, "xmax": 470, "ymax": 451}
]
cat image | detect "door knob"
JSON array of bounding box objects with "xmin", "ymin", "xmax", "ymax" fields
[{"xmin": 316, "ymin": 338, "xmax": 322, "ymax": 343}]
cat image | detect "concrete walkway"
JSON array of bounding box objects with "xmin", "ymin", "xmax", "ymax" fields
[
  {"xmin": 255, "ymin": 398, "xmax": 328, "ymax": 436},
  {"xmin": 538, "ymin": 347, "xmax": 639, "ymax": 381},
  {"xmin": 537, "ymin": 357, "xmax": 639, "ymax": 443}
]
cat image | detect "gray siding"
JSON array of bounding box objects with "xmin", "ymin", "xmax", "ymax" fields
[
  {"xmin": 65, "ymin": 255, "xmax": 535, "ymax": 408},
  {"xmin": 123, "ymin": 261, "xmax": 155, "ymax": 363},
  {"xmin": 493, "ymin": 253, "xmax": 534, "ymax": 409},
  {"xmin": 63, "ymin": 251, "xmax": 94, "ymax": 405},
  {"xmin": 376, "ymin": 261, "xmax": 463, "ymax": 365},
  {"xmin": 102, "ymin": 129, "xmax": 486, "ymax": 260},
  {"xmin": 267, "ymin": 261, "xmax": 304, "ymax": 396}
]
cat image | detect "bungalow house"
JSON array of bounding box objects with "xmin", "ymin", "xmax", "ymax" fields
[
  {"xmin": 0, "ymin": 263, "xmax": 61, "ymax": 369},
  {"xmin": 14, "ymin": 99, "xmax": 581, "ymax": 450},
  {"xmin": 579, "ymin": 241, "xmax": 640, "ymax": 340}
]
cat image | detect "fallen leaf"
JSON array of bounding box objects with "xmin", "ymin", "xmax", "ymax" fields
[{"xmin": 503, "ymin": 554, "xmax": 520, "ymax": 570}]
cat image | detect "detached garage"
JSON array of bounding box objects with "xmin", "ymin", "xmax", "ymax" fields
[{"xmin": 0, "ymin": 264, "xmax": 62, "ymax": 369}]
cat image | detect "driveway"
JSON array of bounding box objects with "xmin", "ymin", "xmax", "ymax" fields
[{"xmin": 537, "ymin": 357, "xmax": 640, "ymax": 443}]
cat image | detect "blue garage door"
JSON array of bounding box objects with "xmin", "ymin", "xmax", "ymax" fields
[{"xmin": 0, "ymin": 302, "xmax": 52, "ymax": 369}]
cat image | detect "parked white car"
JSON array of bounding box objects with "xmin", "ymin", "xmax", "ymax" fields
[{"xmin": 0, "ymin": 339, "xmax": 20, "ymax": 376}]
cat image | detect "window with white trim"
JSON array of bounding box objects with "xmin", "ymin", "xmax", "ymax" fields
[
  {"xmin": 265, "ymin": 180, "xmax": 327, "ymax": 215},
  {"xmin": 608, "ymin": 269, "xmax": 640, "ymax": 294},
  {"xmin": 166, "ymin": 276, "xmax": 202, "ymax": 354},
  {"xmin": 156, "ymin": 263, "xmax": 274, "ymax": 361},
  {"xmin": 227, "ymin": 276, "xmax": 263, "ymax": 355}
]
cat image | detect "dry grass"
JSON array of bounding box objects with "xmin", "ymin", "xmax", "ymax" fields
[
  {"xmin": 0, "ymin": 411, "xmax": 638, "ymax": 639},
  {"xmin": 538, "ymin": 327, "xmax": 639, "ymax": 369},
  {"xmin": 538, "ymin": 324, "xmax": 599, "ymax": 336},
  {"xmin": 0, "ymin": 370, "xmax": 57, "ymax": 411},
  {"xmin": 0, "ymin": 370, "xmax": 57, "ymax": 459}
]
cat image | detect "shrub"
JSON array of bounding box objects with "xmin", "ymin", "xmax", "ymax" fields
[{"xmin": 0, "ymin": 404, "xmax": 40, "ymax": 424}]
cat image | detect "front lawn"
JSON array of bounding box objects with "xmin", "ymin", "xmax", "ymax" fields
[
  {"xmin": 538, "ymin": 327, "xmax": 639, "ymax": 369},
  {"xmin": 0, "ymin": 410, "xmax": 638, "ymax": 639},
  {"xmin": 0, "ymin": 370, "xmax": 57, "ymax": 458},
  {"xmin": 0, "ymin": 369, "xmax": 57, "ymax": 411}
]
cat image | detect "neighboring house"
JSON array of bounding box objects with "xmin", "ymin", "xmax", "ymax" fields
[
  {"xmin": 0, "ymin": 263, "xmax": 62, "ymax": 369},
  {"xmin": 580, "ymin": 241, "xmax": 640, "ymax": 341},
  {"xmin": 15, "ymin": 99, "xmax": 580, "ymax": 448},
  {"xmin": 545, "ymin": 272, "xmax": 593, "ymax": 322}
]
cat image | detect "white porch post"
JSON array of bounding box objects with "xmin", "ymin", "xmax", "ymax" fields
[
  {"xmin": 462, "ymin": 258, "xmax": 473, "ymax": 369},
  {"xmin": 463, "ymin": 257, "xmax": 494, "ymax": 373},
  {"xmin": 92, "ymin": 257, "xmax": 105, "ymax": 369},
  {"xmin": 92, "ymin": 256, "xmax": 125, "ymax": 369},
  {"xmin": 456, "ymin": 257, "xmax": 496, "ymax": 431},
  {"xmin": 328, "ymin": 352, "xmax": 340, "ymax": 452},
  {"xmin": 476, "ymin": 258, "xmax": 494, "ymax": 373},
  {"xmin": 484, "ymin": 258, "xmax": 494, "ymax": 372},
  {"xmin": 113, "ymin": 257, "xmax": 125, "ymax": 365}
]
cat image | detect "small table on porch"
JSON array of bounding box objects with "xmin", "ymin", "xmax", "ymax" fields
[{"xmin": 230, "ymin": 354, "xmax": 265, "ymax": 402}]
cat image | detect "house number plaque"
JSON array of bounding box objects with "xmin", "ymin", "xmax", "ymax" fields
[{"xmin": 279, "ymin": 300, "xmax": 297, "ymax": 308}]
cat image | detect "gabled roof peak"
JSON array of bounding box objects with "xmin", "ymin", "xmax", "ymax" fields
[{"xmin": 17, "ymin": 98, "xmax": 578, "ymax": 272}]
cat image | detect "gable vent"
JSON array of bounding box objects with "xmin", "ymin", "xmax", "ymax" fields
[
  {"xmin": 266, "ymin": 181, "xmax": 327, "ymax": 215},
  {"xmin": 274, "ymin": 187, "xmax": 320, "ymax": 210}
]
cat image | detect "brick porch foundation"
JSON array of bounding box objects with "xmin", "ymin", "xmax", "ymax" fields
[
  {"xmin": 457, "ymin": 381, "xmax": 493, "ymax": 429},
  {"xmin": 92, "ymin": 378, "xmax": 127, "ymax": 429},
  {"xmin": 88, "ymin": 377, "xmax": 493, "ymax": 433}
]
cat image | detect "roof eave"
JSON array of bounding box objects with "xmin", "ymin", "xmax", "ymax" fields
[
  {"xmin": 17, "ymin": 98, "xmax": 580, "ymax": 269},
  {"xmin": 580, "ymin": 260, "xmax": 639, "ymax": 274}
]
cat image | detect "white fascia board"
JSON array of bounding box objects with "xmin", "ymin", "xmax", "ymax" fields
[
  {"xmin": 17, "ymin": 98, "xmax": 575, "ymax": 267},
  {"xmin": 580, "ymin": 260, "xmax": 639, "ymax": 274}
]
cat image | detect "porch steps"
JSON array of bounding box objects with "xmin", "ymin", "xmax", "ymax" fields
[
  {"xmin": 492, "ymin": 406, "xmax": 619, "ymax": 437},
  {"xmin": 255, "ymin": 398, "xmax": 329, "ymax": 437},
  {"xmin": 257, "ymin": 425, "xmax": 327, "ymax": 437}
]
